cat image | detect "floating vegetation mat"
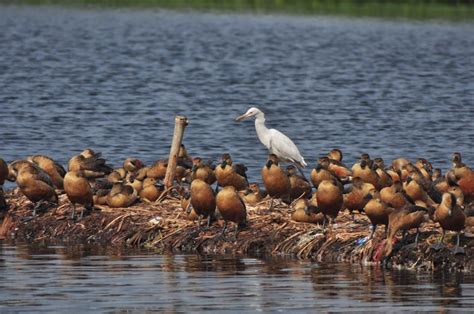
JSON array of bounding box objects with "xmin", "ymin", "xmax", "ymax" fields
[{"xmin": 1, "ymin": 188, "xmax": 473, "ymax": 272}]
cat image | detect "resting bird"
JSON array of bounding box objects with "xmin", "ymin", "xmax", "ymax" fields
[{"xmin": 236, "ymin": 107, "xmax": 307, "ymax": 168}]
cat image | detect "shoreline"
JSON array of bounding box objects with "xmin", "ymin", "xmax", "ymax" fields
[
  {"xmin": 1, "ymin": 1, "xmax": 473, "ymax": 20},
  {"xmin": 1, "ymin": 188, "xmax": 472, "ymax": 272}
]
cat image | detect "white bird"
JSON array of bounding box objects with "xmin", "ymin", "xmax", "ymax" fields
[{"xmin": 235, "ymin": 107, "xmax": 307, "ymax": 168}]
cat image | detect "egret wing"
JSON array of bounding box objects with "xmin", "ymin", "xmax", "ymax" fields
[{"xmin": 268, "ymin": 128, "xmax": 305, "ymax": 165}]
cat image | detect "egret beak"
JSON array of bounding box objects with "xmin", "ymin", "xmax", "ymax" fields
[{"xmin": 235, "ymin": 113, "xmax": 249, "ymax": 122}]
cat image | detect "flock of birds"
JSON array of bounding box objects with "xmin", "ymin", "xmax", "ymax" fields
[{"xmin": 0, "ymin": 107, "xmax": 473, "ymax": 258}]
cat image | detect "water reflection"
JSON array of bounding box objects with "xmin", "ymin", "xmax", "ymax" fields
[{"xmin": 1, "ymin": 242, "xmax": 474, "ymax": 311}]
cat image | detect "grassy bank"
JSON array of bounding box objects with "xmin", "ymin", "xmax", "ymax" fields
[{"xmin": 2, "ymin": 0, "xmax": 474, "ymax": 19}]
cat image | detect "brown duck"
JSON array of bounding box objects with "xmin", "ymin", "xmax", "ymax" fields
[
  {"xmin": 380, "ymin": 181, "xmax": 413, "ymax": 209},
  {"xmin": 383, "ymin": 205, "xmax": 429, "ymax": 259},
  {"xmin": 316, "ymin": 178, "xmax": 343, "ymax": 225},
  {"xmin": 190, "ymin": 179, "xmax": 216, "ymax": 229},
  {"xmin": 432, "ymin": 193, "xmax": 466, "ymax": 254},
  {"xmin": 0, "ymin": 158, "xmax": 9, "ymax": 186},
  {"xmin": 16, "ymin": 164, "xmax": 58, "ymax": 215},
  {"xmin": 261, "ymin": 154, "xmax": 291, "ymax": 210},
  {"xmin": 287, "ymin": 165, "xmax": 312, "ymax": 200},
  {"xmin": 310, "ymin": 157, "xmax": 342, "ymax": 189},
  {"xmin": 106, "ymin": 183, "xmax": 138, "ymax": 208},
  {"xmin": 68, "ymin": 149, "xmax": 113, "ymax": 179},
  {"xmin": 291, "ymin": 198, "xmax": 325, "ymax": 225},
  {"xmin": 146, "ymin": 160, "xmax": 168, "ymax": 179},
  {"xmin": 352, "ymin": 158, "xmax": 380, "ymax": 190},
  {"xmin": 216, "ymin": 186, "xmax": 247, "ymax": 240},
  {"xmin": 343, "ymin": 177, "xmax": 375, "ymax": 218},
  {"xmin": 139, "ymin": 178, "xmax": 164, "ymax": 202},
  {"xmin": 239, "ymin": 182, "xmax": 267, "ymax": 205},
  {"xmin": 64, "ymin": 170, "xmax": 93, "ymax": 219},
  {"xmin": 215, "ymin": 153, "xmax": 248, "ymax": 191},
  {"xmin": 191, "ymin": 157, "xmax": 216, "ymax": 185},
  {"xmin": 364, "ymin": 193, "xmax": 395, "ymax": 239},
  {"xmin": 27, "ymin": 155, "xmax": 66, "ymax": 189}
]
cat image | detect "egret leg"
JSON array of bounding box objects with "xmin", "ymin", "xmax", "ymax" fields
[
  {"xmin": 431, "ymin": 230, "xmax": 445, "ymax": 251},
  {"xmin": 296, "ymin": 166, "xmax": 308, "ymax": 181},
  {"xmin": 451, "ymin": 232, "xmax": 465, "ymax": 255}
]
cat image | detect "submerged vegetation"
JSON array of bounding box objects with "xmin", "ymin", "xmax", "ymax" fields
[{"xmin": 2, "ymin": 0, "xmax": 474, "ymax": 19}]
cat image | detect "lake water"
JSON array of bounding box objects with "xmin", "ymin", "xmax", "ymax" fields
[
  {"xmin": 0, "ymin": 5, "xmax": 474, "ymax": 311},
  {"xmin": 2, "ymin": 243, "xmax": 474, "ymax": 312},
  {"xmin": 0, "ymin": 5, "xmax": 473, "ymax": 181}
]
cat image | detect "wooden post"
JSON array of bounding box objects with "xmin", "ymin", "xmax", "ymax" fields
[{"xmin": 164, "ymin": 115, "xmax": 188, "ymax": 188}]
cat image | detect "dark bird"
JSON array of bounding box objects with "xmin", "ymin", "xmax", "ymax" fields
[
  {"xmin": 16, "ymin": 164, "xmax": 58, "ymax": 216},
  {"xmin": 432, "ymin": 193, "xmax": 466, "ymax": 254},
  {"xmin": 287, "ymin": 165, "xmax": 312, "ymax": 201},
  {"xmin": 106, "ymin": 183, "xmax": 138, "ymax": 208},
  {"xmin": 215, "ymin": 153, "xmax": 248, "ymax": 191},
  {"xmin": 216, "ymin": 186, "xmax": 247, "ymax": 240},
  {"xmin": 68, "ymin": 149, "xmax": 113, "ymax": 179},
  {"xmin": 261, "ymin": 154, "xmax": 291, "ymax": 211},
  {"xmin": 64, "ymin": 170, "xmax": 94, "ymax": 219},
  {"xmin": 316, "ymin": 178, "xmax": 343, "ymax": 227},
  {"xmin": 190, "ymin": 179, "xmax": 216, "ymax": 230}
]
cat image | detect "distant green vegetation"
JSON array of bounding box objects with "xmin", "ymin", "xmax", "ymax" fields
[{"xmin": 2, "ymin": 0, "xmax": 474, "ymax": 19}]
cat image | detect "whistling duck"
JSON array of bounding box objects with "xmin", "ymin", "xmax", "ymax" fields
[
  {"xmin": 327, "ymin": 148, "xmax": 343, "ymax": 162},
  {"xmin": 239, "ymin": 182, "xmax": 267, "ymax": 205},
  {"xmin": 27, "ymin": 155, "xmax": 66, "ymax": 189},
  {"xmin": 7, "ymin": 160, "xmax": 42, "ymax": 182},
  {"xmin": 139, "ymin": 178, "xmax": 164, "ymax": 202},
  {"xmin": 415, "ymin": 158, "xmax": 433, "ymax": 181},
  {"xmin": 16, "ymin": 164, "xmax": 58, "ymax": 215},
  {"xmin": 108, "ymin": 168, "xmax": 127, "ymax": 183},
  {"xmin": 448, "ymin": 186, "xmax": 464, "ymax": 207},
  {"xmin": 291, "ymin": 198, "xmax": 325, "ymax": 224},
  {"xmin": 383, "ymin": 204, "xmax": 429, "ymax": 258},
  {"xmin": 0, "ymin": 158, "xmax": 9, "ymax": 186},
  {"xmin": 352, "ymin": 158, "xmax": 380, "ymax": 190},
  {"xmin": 216, "ymin": 186, "xmax": 247, "ymax": 240},
  {"xmin": 180, "ymin": 191, "xmax": 199, "ymax": 221},
  {"xmin": 343, "ymin": 177, "xmax": 375, "ymax": 218},
  {"xmin": 191, "ymin": 157, "xmax": 216, "ymax": 185},
  {"xmin": 364, "ymin": 192, "xmax": 394, "ymax": 239},
  {"xmin": 380, "ymin": 181, "xmax": 413, "ymax": 209},
  {"xmin": 178, "ymin": 144, "xmax": 193, "ymax": 169},
  {"xmin": 106, "ymin": 183, "xmax": 137, "ymax": 208},
  {"xmin": 0, "ymin": 187, "xmax": 7, "ymax": 211},
  {"xmin": 392, "ymin": 158, "xmax": 410, "ymax": 174},
  {"xmin": 123, "ymin": 158, "xmax": 144, "ymax": 173},
  {"xmin": 326, "ymin": 151, "xmax": 352, "ymax": 179},
  {"xmin": 451, "ymin": 161, "xmax": 474, "ymax": 202},
  {"xmin": 316, "ymin": 178, "xmax": 343, "ymax": 226},
  {"xmin": 93, "ymin": 189, "xmax": 109, "ymax": 206},
  {"xmin": 64, "ymin": 170, "xmax": 93, "ymax": 219},
  {"xmin": 403, "ymin": 177, "xmax": 438, "ymax": 207},
  {"xmin": 215, "ymin": 153, "xmax": 248, "ymax": 191},
  {"xmin": 310, "ymin": 157, "xmax": 342, "ymax": 189},
  {"xmin": 373, "ymin": 158, "xmax": 393, "ymax": 189},
  {"xmin": 432, "ymin": 193, "xmax": 466, "ymax": 254},
  {"xmin": 287, "ymin": 165, "xmax": 312, "ymax": 200},
  {"xmin": 190, "ymin": 179, "xmax": 216, "ymax": 229},
  {"xmin": 261, "ymin": 154, "xmax": 291, "ymax": 210},
  {"xmin": 452, "ymin": 152, "xmax": 463, "ymax": 167},
  {"xmin": 68, "ymin": 149, "xmax": 113, "ymax": 179},
  {"xmin": 146, "ymin": 160, "xmax": 168, "ymax": 179}
]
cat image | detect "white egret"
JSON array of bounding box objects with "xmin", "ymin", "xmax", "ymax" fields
[{"xmin": 235, "ymin": 107, "xmax": 307, "ymax": 168}]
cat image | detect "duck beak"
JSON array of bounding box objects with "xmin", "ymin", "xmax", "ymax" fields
[{"xmin": 235, "ymin": 113, "xmax": 249, "ymax": 122}]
